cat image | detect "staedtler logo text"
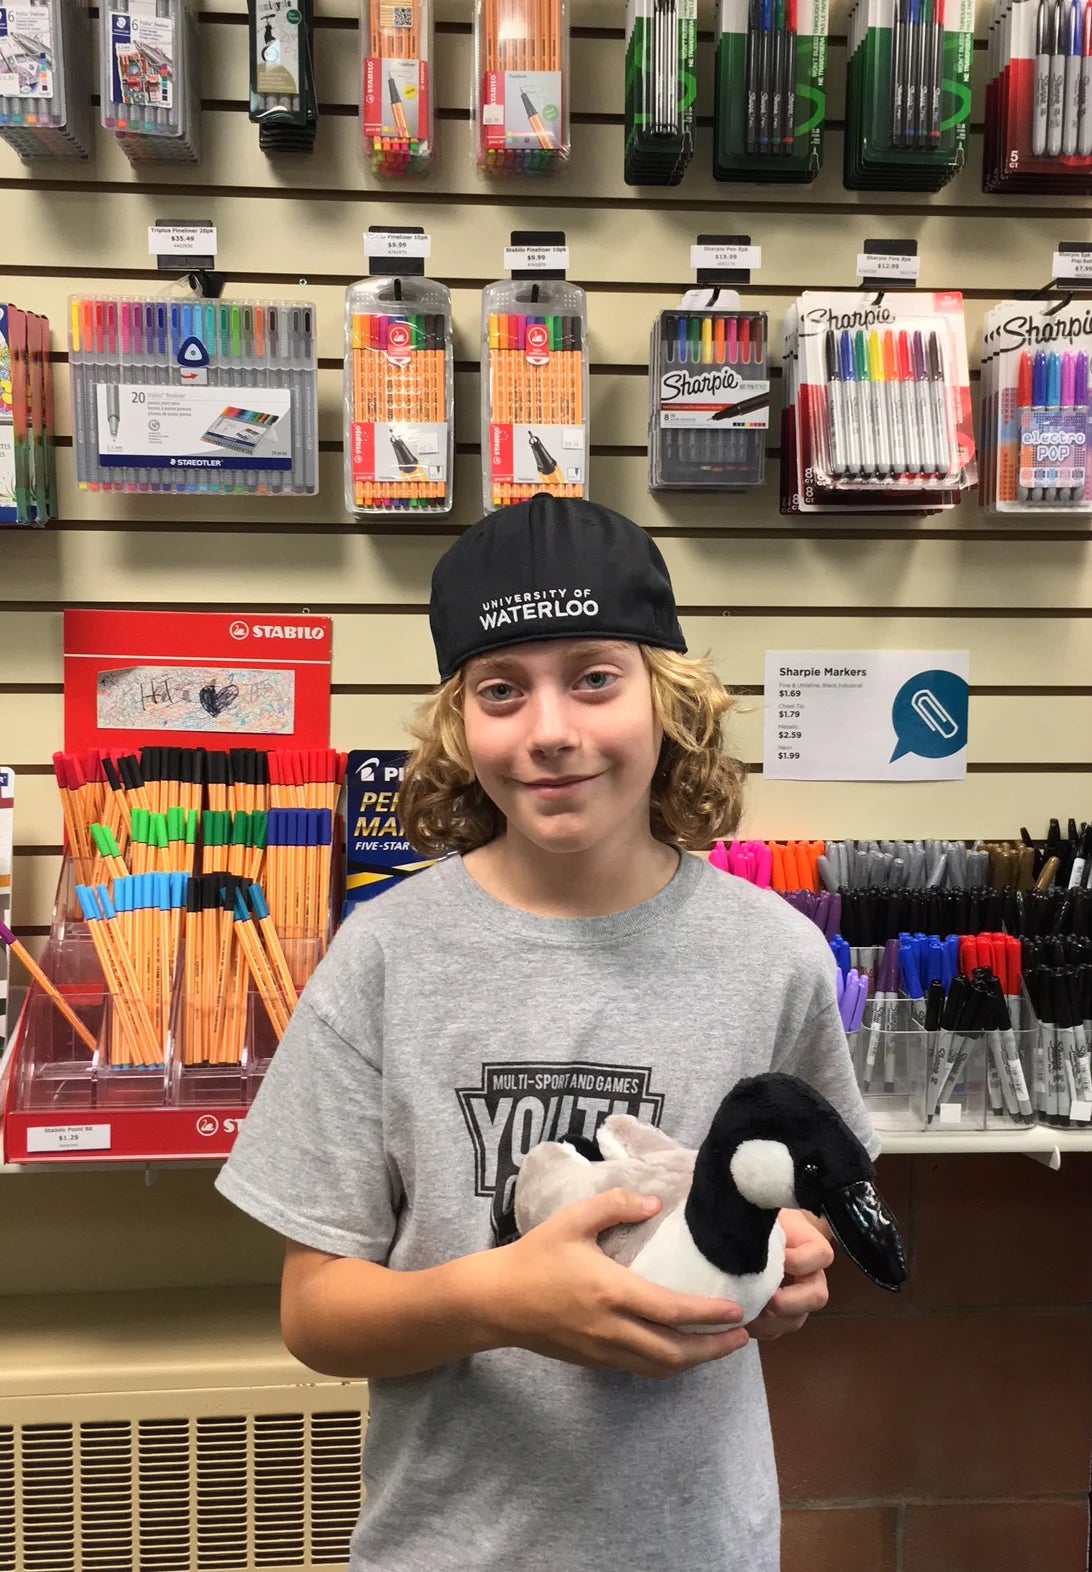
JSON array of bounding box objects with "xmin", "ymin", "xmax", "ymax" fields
[{"xmin": 227, "ymin": 619, "xmax": 325, "ymax": 642}]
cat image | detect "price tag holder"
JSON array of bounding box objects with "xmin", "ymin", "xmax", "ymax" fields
[
  {"xmin": 691, "ymin": 243, "xmax": 761, "ymax": 273},
  {"xmin": 856, "ymin": 250, "xmax": 920, "ymax": 283},
  {"xmin": 26, "ymin": 1122, "xmax": 112, "ymax": 1154},
  {"xmin": 504, "ymin": 245, "xmax": 570, "ymax": 273},
  {"xmin": 365, "ymin": 230, "xmax": 432, "ymax": 260},
  {"xmin": 149, "ymin": 222, "xmax": 217, "ymax": 273},
  {"xmin": 1052, "ymin": 245, "xmax": 1092, "ymax": 284}
]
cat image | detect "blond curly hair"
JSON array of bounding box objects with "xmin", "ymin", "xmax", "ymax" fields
[{"xmin": 398, "ymin": 646, "xmax": 747, "ymax": 857}]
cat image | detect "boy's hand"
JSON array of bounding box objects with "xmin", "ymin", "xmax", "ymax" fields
[
  {"xmin": 745, "ymin": 1208, "xmax": 834, "ymax": 1342},
  {"xmin": 486, "ymin": 1188, "xmax": 750, "ymax": 1381}
]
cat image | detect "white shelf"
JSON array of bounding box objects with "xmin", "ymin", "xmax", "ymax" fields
[{"xmin": 878, "ymin": 1128, "xmax": 1092, "ymax": 1162}]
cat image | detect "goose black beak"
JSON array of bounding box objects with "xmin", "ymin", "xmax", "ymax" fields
[{"xmin": 821, "ymin": 1179, "xmax": 907, "ymax": 1291}]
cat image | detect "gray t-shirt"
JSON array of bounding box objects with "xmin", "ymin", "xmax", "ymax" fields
[{"xmin": 216, "ymin": 849, "xmax": 878, "ymax": 1572}]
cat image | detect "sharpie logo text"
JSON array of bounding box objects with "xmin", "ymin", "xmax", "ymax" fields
[
  {"xmin": 661, "ymin": 367, "xmax": 743, "ymax": 399},
  {"xmin": 986, "ymin": 308, "xmax": 1092, "ymax": 352},
  {"xmin": 803, "ymin": 306, "xmax": 895, "ymax": 331}
]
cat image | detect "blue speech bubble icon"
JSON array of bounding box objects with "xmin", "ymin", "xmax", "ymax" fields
[{"xmin": 890, "ymin": 669, "xmax": 968, "ymax": 763}]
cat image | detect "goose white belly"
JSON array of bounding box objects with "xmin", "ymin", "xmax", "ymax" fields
[{"xmin": 627, "ymin": 1205, "xmax": 787, "ymax": 1329}]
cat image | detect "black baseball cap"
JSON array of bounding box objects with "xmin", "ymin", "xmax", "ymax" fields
[{"xmin": 429, "ymin": 495, "xmax": 687, "ymax": 681}]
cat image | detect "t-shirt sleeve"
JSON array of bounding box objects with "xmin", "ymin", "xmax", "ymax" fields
[
  {"xmin": 773, "ymin": 966, "xmax": 881, "ymax": 1161},
  {"xmin": 214, "ymin": 991, "xmax": 400, "ymax": 1262}
]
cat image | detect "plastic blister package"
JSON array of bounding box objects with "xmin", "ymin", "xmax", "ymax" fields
[
  {"xmin": 344, "ymin": 271, "xmax": 453, "ymax": 515},
  {"xmin": 713, "ymin": 0, "xmax": 827, "ymax": 183},
  {"xmin": 473, "ymin": 0, "xmax": 569, "ymax": 173},
  {"xmin": 361, "ymin": 0, "xmax": 434, "ymax": 174},
  {"xmin": 248, "ymin": 0, "xmax": 318, "ymax": 155},
  {"xmin": 984, "ymin": 0, "xmax": 1092, "ymax": 193},
  {"xmin": 481, "ymin": 275, "xmax": 588, "ymax": 510},
  {"xmin": 0, "ymin": 0, "xmax": 93, "ymax": 161},
  {"xmin": 624, "ymin": 0, "xmax": 697, "ymax": 184},
  {"xmin": 100, "ymin": 0, "xmax": 201, "ymax": 164}
]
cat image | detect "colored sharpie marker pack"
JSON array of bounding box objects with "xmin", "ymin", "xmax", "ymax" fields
[
  {"xmin": 983, "ymin": 0, "xmax": 1092, "ymax": 192},
  {"xmin": 99, "ymin": 0, "xmax": 200, "ymax": 163},
  {"xmin": 979, "ymin": 298, "xmax": 1092, "ymax": 512},
  {"xmin": 648, "ymin": 291, "xmax": 769, "ymax": 491},
  {"xmin": 843, "ymin": 0, "xmax": 973, "ymax": 189},
  {"xmin": 0, "ymin": 0, "xmax": 93, "ymax": 161},
  {"xmin": 781, "ymin": 290, "xmax": 975, "ymax": 514},
  {"xmin": 713, "ymin": 0, "xmax": 827, "ymax": 183}
]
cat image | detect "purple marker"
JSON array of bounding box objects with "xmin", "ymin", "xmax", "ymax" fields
[
  {"xmin": 1070, "ymin": 349, "xmax": 1088, "ymax": 500},
  {"xmin": 911, "ymin": 330, "xmax": 932, "ymax": 477}
]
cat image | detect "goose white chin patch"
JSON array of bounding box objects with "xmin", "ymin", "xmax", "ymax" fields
[{"xmin": 729, "ymin": 1139, "xmax": 797, "ymax": 1210}]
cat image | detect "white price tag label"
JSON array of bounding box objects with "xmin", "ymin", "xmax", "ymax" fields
[
  {"xmin": 938, "ymin": 1102, "xmax": 963, "ymax": 1125},
  {"xmin": 148, "ymin": 225, "xmax": 218, "ymax": 258},
  {"xmin": 26, "ymin": 1122, "xmax": 112, "ymax": 1154},
  {"xmin": 504, "ymin": 245, "xmax": 570, "ymax": 272},
  {"xmin": 364, "ymin": 230, "xmax": 431, "ymax": 260},
  {"xmin": 1070, "ymin": 1099, "xmax": 1092, "ymax": 1123},
  {"xmin": 690, "ymin": 244, "xmax": 761, "ymax": 272},
  {"xmin": 1052, "ymin": 249, "xmax": 1092, "ymax": 282},
  {"xmin": 856, "ymin": 251, "xmax": 920, "ymax": 281}
]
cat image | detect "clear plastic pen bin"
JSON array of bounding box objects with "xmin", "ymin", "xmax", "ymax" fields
[{"xmin": 13, "ymin": 987, "xmax": 171, "ymax": 1113}]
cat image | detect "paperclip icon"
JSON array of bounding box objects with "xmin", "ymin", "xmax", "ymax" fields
[{"xmin": 910, "ymin": 688, "xmax": 959, "ymax": 740}]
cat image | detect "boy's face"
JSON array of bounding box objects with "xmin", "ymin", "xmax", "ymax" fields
[{"xmin": 462, "ymin": 638, "xmax": 662, "ymax": 854}]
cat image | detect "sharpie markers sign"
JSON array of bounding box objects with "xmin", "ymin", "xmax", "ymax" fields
[{"xmin": 764, "ymin": 651, "xmax": 970, "ymax": 781}]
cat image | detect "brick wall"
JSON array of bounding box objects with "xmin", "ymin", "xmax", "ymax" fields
[{"xmin": 765, "ymin": 1154, "xmax": 1092, "ymax": 1572}]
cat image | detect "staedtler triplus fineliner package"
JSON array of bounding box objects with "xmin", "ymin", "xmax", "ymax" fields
[
  {"xmin": 983, "ymin": 0, "xmax": 1092, "ymax": 192},
  {"xmin": 473, "ymin": 0, "xmax": 569, "ymax": 174},
  {"xmin": 0, "ymin": 0, "xmax": 93, "ymax": 161},
  {"xmin": 649, "ymin": 291, "xmax": 769, "ymax": 490},
  {"xmin": 980, "ymin": 298, "xmax": 1092, "ymax": 512},
  {"xmin": 361, "ymin": 0, "xmax": 434, "ymax": 175},
  {"xmin": 481, "ymin": 275, "xmax": 588, "ymax": 511},
  {"xmin": 843, "ymin": 0, "xmax": 973, "ymax": 190},
  {"xmin": 624, "ymin": 0, "xmax": 697, "ymax": 184},
  {"xmin": 68, "ymin": 295, "xmax": 319, "ymax": 497},
  {"xmin": 99, "ymin": 0, "xmax": 201, "ymax": 163},
  {"xmin": 344, "ymin": 271, "xmax": 453, "ymax": 516},
  {"xmin": 713, "ymin": 0, "xmax": 827, "ymax": 183},
  {"xmin": 781, "ymin": 290, "xmax": 976, "ymax": 514}
]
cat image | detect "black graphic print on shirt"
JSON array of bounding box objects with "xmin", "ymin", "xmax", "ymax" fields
[{"xmin": 456, "ymin": 1060, "xmax": 666, "ymax": 1242}]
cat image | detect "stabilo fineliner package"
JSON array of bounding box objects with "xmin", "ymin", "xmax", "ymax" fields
[
  {"xmin": 343, "ymin": 273, "xmax": 453, "ymax": 516},
  {"xmin": 843, "ymin": 0, "xmax": 973, "ymax": 190},
  {"xmin": 68, "ymin": 295, "xmax": 319, "ymax": 497},
  {"xmin": 248, "ymin": 0, "xmax": 318, "ymax": 155},
  {"xmin": 99, "ymin": 0, "xmax": 201, "ymax": 164},
  {"xmin": 473, "ymin": 0, "xmax": 570, "ymax": 174},
  {"xmin": 624, "ymin": 0, "xmax": 697, "ymax": 185},
  {"xmin": 648, "ymin": 291, "xmax": 769, "ymax": 491},
  {"xmin": 713, "ymin": 0, "xmax": 827, "ymax": 183},
  {"xmin": 979, "ymin": 298, "xmax": 1092, "ymax": 512},
  {"xmin": 983, "ymin": 0, "xmax": 1092, "ymax": 192},
  {"xmin": 361, "ymin": 0, "xmax": 434, "ymax": 175},
  {"xmin": 0, "ymin": 0, "xmax": 93, "ymax": 161},
  {"xmin": 781, "ymin": 290, "xmax": 975, "ymax": 514},
  {"xmin": 481, "ymin": 277, "xmax": 588, "ymax": 511}
]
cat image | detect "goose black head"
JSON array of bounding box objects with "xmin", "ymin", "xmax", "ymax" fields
[{"xmin": 701, "ymin": 1072, "xmax": 907, "ymax": 1292}]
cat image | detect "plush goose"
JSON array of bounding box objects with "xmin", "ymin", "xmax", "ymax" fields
[{"xmin": 513, "ymin": 1072, "xmax": 906, "ymax": 1326}]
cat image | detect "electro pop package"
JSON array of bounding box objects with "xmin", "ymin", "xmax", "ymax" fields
[
  {"xmin": 843, "ymin": 0, "xmax": 973, "ymax": 189},
  {"xmin": 713, "ymin": 0, "xmax": 827, "ymax": 183},
  {"xmin": 344, "ymin": 271, "xmax": 453, "ymax": 515},
  {"xmin": 649, "ymin": 291, "xmax": 769, "ymax": 490},
  {"xmin": 481, "ymin": 275, "xmax": 588, "ymax": 510},
  {"xmin": 781, "ymin": 290, "xmax": 976, "ymax": 514},
  {"xmin": 983, "ymin": 0, "xmax": 1092, "ymax": 192},
  {"xmin": 980, "ymin": 297, "xmax": 1092, "ymax": 511}
]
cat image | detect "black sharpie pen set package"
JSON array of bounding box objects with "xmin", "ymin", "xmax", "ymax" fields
[{"xmin": 983, "ymin": 0, "xmax": 1092, "ymax": 193}]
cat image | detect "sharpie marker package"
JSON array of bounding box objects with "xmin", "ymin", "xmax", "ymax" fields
[
  {"xmin": 344, "ymin": 272, "xmax": 453, "ymax": 516},
  {"xmin": 649, "ymin": 291, "xmax": 769, "ymax": 490},
  {"xmin": 0, "ymin": 0, "xmax": 93, "ymax": 161},
  {"xmin": 980, "ymin": 298, "xmax": 1092, "ymax": 512},
  {"xmin": 843, "ymin": 0, "xmax": 973, "ymax": 189},
  {"xmin": 68, "ymin": 295, "xmax": 319, "ymax": 497},
  {"xmin": 361, "ymin": 0, "xmax": 434, "ymax": 175},
  {"xmin": 713, "ymin": 0, "xmax": 827, "ymax": 183},
  {"xmin": 248, "ymin": 0, "xmax": 318, "ymax": 155},
  {"xmin": 100, "ymin": 0, "xmax": 200, "ymax": 163},
  {"xmin": 781, "ymin": 290, "xmax": 975, "ymax": 514},
  {"xmin": 481, "ymin": 276, "xmax": 588, "ymax": 511},
  {"xmin": 473, "ymin": 0, "xmax": 569, "ymax": 174},
  {"xmin": 983, "ymin": 0, "xmax": 1092, "ymax": 192},
  {"xmin": 624, "ymin": 0, "xmax": 697, "ymax": 184}
]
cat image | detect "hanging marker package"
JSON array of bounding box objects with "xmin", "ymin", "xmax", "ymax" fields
[
  {"xmin": 625, "ymin": 0, "xmax": 697, "ymax": 184},
  {"xmin": 979, "ymin": 298, "xmax": 1092, "ymax": 512},
  {"xmin": 649, "ymin": 293, "xmax": 769, "ymax": 490},
  {"xmin": 781, "ymin": 290, "xmax": 976, "ymax": 514},
  {"xmin": 474, "ymin": 0, "xmax": 569, "ymax": 174},
  {"xmin": 248, "ymin": 0, "xmax": 318, "ymax": 154},
  {"xmin": 1, "ymin": 303, "xmax": 56, "ymax": 526},
  {"xmin": 843, "ymin": 0, "xmax": 973, "ymax": 189},
  {"xmin": 100, "ymin": 0, "xmax": 200, "ymax": 163},
  {"xmin": 361, "ymin": 0, "xmax": 434, "ymax": 175},
  {"xmin": 0, "ymin": 0, "xmax": 93, "ymax": 161},
  {"xmin": 713, "ymin": 0, "xmax": 827, "ymax": 182},
  {"xmin": 68, "ymin": 295, "xmax": 319, "ymax": 497},
  {"xmin": 482, "ymin": 275, "xmax": 588, "ymax": 511},
  {"xmin": 983, "ymin": 0, "xmax": 1092, "ymax": 192},
  {"xmin": 344, "ymin": 274, "xmax": 453, "ymax": 515}
]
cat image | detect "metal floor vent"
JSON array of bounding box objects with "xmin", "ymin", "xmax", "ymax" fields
[{"xmin": 0, "ymin": 1408, "xmax": 364, "ymax": 1572}]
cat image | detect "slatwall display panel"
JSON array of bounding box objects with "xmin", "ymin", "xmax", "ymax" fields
[{"xmin": 0, "ymin": 0, "xmax": 1089, "ymax": 954}]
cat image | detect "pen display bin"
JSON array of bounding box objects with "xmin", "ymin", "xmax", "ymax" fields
[
  {"xmin": 851, "ymin": 996, "xmax": 926, "ymax": 1131},
  {"xmin": 13, "ymin": 988, "xmax": 171, "ymax": 1113}
]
